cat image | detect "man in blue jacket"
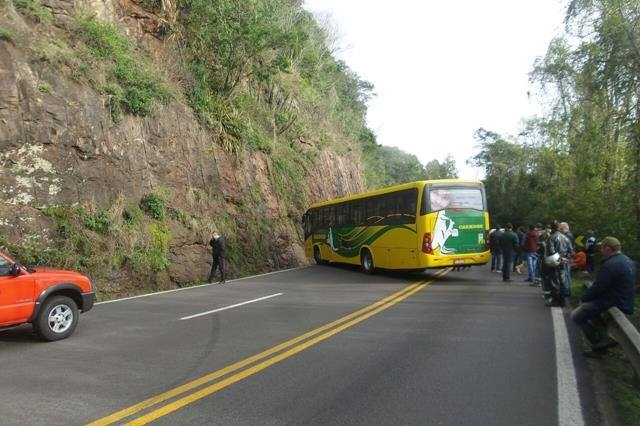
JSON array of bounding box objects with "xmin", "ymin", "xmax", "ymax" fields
[{"xmin": 571, "ymin": 236, "xmax": 636, "ymax": 357}]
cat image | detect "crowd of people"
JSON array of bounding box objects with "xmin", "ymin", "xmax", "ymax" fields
[
  {"xmin": 488, "ymin": 221, "xmax": 636, "ymax": 358},
  {"xmin": 489, "ymin": 221, "xmax": 591, "ymax": 306}
]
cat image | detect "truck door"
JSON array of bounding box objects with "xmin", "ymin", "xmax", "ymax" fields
[{"xmin": 0, "ymin": 258, "xmax": 36, "ymax": 326}]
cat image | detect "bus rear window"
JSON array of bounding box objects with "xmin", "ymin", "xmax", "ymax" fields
[{"xmin": 426, "ymin": 187, "xmax": 484, "ymax": 212}]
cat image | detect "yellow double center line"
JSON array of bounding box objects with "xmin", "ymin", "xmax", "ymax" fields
[{"xmin": 88, "ymin": 269, "xmax": 449, "ymax": 425}]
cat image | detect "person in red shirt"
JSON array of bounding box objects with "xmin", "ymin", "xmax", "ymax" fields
[{"xmin": 522, "ymin": 224, "xmax": 540, "ymax": 283}]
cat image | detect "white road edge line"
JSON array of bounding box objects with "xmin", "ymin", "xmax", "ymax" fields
[
  {"xmin": 552, "ymin": 307, "xmax": 585, "ymax": 426},
  {"xmin": 180, "ymin": 293, "xmax": 284, "ymax": 320},
  {"xmin": 95, "ymin": 267, "xmax": 305, "ymax": 305}
]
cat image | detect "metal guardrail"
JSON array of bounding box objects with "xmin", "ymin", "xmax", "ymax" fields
[{"xmin": 604, "ymin": 307, "xmax": 640, "ymax": 384}]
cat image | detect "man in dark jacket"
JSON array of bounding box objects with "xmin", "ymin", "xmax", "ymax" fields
[
  {"xmin": 207, "ymin": 231, "xmax": 226, "ymax": 284},
  {"xmin": 499, "ymin": 223, "xmax": 519, "ymax": 282},
  {"xmin": 571, "ymin": 236, "xmax": 636, "ymax": 357}
]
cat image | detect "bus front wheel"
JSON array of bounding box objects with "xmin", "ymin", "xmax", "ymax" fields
[
  {"xmin": 313, "ymin": 246, "xmax": 323, "ymax": 265},
  {"xmin": 361, "ymin": 249, "xmax": 375, "ymax": 274}
]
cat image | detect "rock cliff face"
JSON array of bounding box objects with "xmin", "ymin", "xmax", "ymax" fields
[{"xmin": 0, "ymin": 0, "xmax": 366, "ymax": 298}]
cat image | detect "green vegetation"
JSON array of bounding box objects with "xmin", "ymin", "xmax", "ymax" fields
[
  {"xmin": 174, "ymin": 0, "xmax": 457, "ymax": 188},
  {"xmin": 141, "ymin": 223, "xmax": 172, "ymax": 272},
  {"xmin": 0, "ymin": 0, "xmax": 465, "ymax": 299},
  {"xmin": 472, "ymin": 0, "xmax": 640, "ymax": 261},
  {"xmin": 0, "ymin": 28, "xmax": 13, "ymax": 41},
  {"xmin": 13, "ymin": 0, "xmax": 53, "ymax": 23},
  {"xmin": 122, "ymin": 204, "xmax": 143, "ymax": 227},
  {"xmin": 140, "ymin": 193, "xmax": 166, "ymax": 220},
  {"xmin": 75, "ymin": 16, "xmax": 172, "ymax": 120},
  {"xmin": 475, "ymin": 2, "xmax": 640, "ymax": 416},
  {"xmin": 38, "ymin": 82, "xmax": 52, "ymax": 93}
]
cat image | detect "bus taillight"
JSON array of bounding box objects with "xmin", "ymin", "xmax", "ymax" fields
[{"xmin": 422, "ymin": 233, "xmax": 433, "ymax": 254}]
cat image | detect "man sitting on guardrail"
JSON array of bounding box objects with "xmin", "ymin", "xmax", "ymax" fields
[{"xmin": 571, "ymin": 236, "xmax": 636, "ymax": 358}]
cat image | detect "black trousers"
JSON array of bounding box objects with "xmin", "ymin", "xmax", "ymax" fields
[
  {"xmin": 208, "ymin": 256, "xmax": 225, "ymax": 282},
  {"xmin": 502, "ymin": 251, "xmax": 513, "ymax": 281}
]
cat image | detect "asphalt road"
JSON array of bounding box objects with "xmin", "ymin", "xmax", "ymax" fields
[{"xmin": 0, "ymin": 264, "xmax": 602, "ymax": 425}]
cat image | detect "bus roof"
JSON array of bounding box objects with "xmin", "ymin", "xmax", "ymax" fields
[{"xmin": 307, "ymin": 179, "xmax": 484, "ymax": 210}]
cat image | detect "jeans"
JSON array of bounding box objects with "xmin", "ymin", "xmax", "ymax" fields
[
  {"xmin": 524, "ymin": 251, "xmax": 537, "ymax": 280},
  {"xmin": 563, "ymin": 263, "xmax": 571, "ymax": 296},
  {"xmin": 491, "ymin": 252, "xmax": 503, "ymax": 271},
  {"xmin": 502, "ymin": 252, "xmax": 513, "ymax": 281}
]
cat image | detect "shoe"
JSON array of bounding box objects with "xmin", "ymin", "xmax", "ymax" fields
[
  {"xmin": 219, "ymin": 280, "xmax": 226, "ymax": 285},
  {"xmin": 524, "ymin": 278, "xmax": 532, "ymax": 282},
  {"xmin": 592, "ymin": 339, "xmax": 618, "ymax": 352},
  {"xmin": 503, "ymin": 279, "xmax": 512, "ymax": 282}
]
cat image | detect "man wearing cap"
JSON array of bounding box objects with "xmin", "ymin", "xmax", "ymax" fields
[{"xmin": 571, "ymin": 236, "xmax": 636, "ymax": 357}]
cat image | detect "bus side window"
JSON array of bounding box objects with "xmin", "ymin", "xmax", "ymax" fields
[
  {"xmin": 400, "ymin": 189, "xmax": 417, "ymax": 223},
  {"xmin": 316, "ymin": 208, "xmax": 325, "ymax": 230},
  {"xmin": 366, "ymin": 196, "xmax": 382, "ymax": 225},
  {"xmin": 335, "ymin": 205, "xmax": 343, "ymax": 227},
  {"xmin": 351, "ymin": 201, "xmax": 362, "ymax": 226},
  {"xmin": 326, "ymin": 207, "xmax": 335, "ymax": 227}
]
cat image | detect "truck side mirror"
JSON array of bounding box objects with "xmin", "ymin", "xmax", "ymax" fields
[{"xmin": 9, "ymin": 263, "xmax": 21, "ymax": 276}]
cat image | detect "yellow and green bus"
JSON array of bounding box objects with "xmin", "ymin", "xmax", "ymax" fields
[{"xmin": 302, "ymin": 179, "xmax": 490, "ymax": 273}]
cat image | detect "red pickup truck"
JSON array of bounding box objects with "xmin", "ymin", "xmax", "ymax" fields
[{"xmin": 0, "ymin": 250, "xmax": 95, "ymax": 341}]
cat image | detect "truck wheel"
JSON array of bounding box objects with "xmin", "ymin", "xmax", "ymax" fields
[
  {"xmin": 313, "ymin": 246, "xmax": 323, "ymax": 265},
  {"xmin": 361, "ymin": 249, "xmax": 375, "ymax": 274},
  {"xmin": 33, "ymin": 295, "xmax": 79, "ymax": 341}
]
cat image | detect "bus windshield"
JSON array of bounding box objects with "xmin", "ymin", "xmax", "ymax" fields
[{"xmin": 427, "ymin": 187, "xmax": 484, "ymax": 212}]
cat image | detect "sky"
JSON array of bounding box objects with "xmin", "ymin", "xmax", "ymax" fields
[{"xmin": 303, "ymin": 0, "xmax": 568, "ymax": 179}]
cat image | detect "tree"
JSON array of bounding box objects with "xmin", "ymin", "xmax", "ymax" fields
[{"xmin": 424, "ymin": 155, "xmax": 458, "ymax": 180}]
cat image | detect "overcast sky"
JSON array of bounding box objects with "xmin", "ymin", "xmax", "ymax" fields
[{"xmin": 303, "ymin": 0, "xmax": 568, "ymax": 179}]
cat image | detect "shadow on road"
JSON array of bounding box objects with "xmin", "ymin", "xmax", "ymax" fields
[{"xmin": 0, "ymin": 324, "xmax": 40, "ymax": 343}]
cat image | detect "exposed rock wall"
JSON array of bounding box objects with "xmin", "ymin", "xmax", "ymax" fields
[{"xmin": 0, "ymin": 0, "xmax": 366, "ymax": 297}]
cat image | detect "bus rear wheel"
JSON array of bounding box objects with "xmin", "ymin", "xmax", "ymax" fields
[{"xmin": 361, "ymin": 249, "xmax": 375, "ymax": 274}]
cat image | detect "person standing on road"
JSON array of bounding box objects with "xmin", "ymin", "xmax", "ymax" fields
[
  {"xmin": 208, "ymin": 231, "xmax": 226, "ymax": 284},
  {"xmin": 499, "ymin": 223, "xmax": 519, "ymax": 282},
  {"xmin": 559, "ymin": 222, "xmax": 575, "ymax": 292},
  {"xmin": 522, "ymin": 224, "xmax": 539, "ymax": 283},
  {"xmin": 490, "ymin": 225, "xmax": 504, "ymax": 272},
  {"xmin": 551, "ymin": 222, "xmax": 573, "ymax": 298},
  {"xmin": 539, "ymin": 223, "xmax": 568, "ymax": 306},
  {"xmin": 571, "ymin": 237, "xmax": 636, "ymax": 357}
]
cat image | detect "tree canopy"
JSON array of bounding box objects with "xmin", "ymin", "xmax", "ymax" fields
[{"xmin": 473, "ymin": 0, "xmax": 640, "ymax": 258}]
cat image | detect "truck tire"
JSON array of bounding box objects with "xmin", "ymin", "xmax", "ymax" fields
[{"xmin": 33, "ymin": 295, "xmax": 79, "ymax": 341}]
